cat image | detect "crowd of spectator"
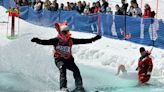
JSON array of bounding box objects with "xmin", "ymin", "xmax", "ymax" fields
[
  {"xmin": 115, "ymin": 0, "xmax": 155, "ymax": 18},
  {"xmin": 14, "ymin": 0, "xmax": 155, "ymax": 18},
  {"xmin": 14, "ymin": 0, "xmax": 112, "ymax": 15}
]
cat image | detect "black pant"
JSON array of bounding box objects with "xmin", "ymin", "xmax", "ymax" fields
[{"xmin": 55, "ymin": 57, "xmax": 83, "ymax": 89}]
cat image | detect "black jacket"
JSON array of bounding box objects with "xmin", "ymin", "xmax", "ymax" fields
[{"xmin": 32, "ymin": 35, "xmax": 101, "ymax": 46}]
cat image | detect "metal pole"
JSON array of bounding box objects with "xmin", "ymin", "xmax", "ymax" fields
[
  {"xmin": 156, "ymin": 0, "xmax": 159, "ymax": 18},
  {"xmin": 124, "ymin": 10, "xmax": 127, "ymax": 40},
  {"xmin": 98, "ymin": 14, "xmax": 100, "ymax": 35}
]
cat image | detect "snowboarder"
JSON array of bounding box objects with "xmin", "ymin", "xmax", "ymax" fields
[
  {"xmin": 136, "ymin": 47, "xmax": 153, "ymax": 85},
  {"xmin": 31, "ymin": 21, "xmax": 101, "ymax": 92}
]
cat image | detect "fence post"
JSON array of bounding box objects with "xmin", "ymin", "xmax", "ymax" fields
[
  {"xmin": 98, "ymin": 14, "xmax": 100, "ymax": 35},
  {"xmin": 156, "ymin": 0, "xmax": 159, "ymax": 18}
]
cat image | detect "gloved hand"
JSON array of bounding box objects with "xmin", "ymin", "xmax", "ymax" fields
[
  {"xmin": 92, "ymin": 35, "xmax": 101, "ymax": 42},
  {"xmin": 31, "ymin": 37, "xmax": 40, "ymax": 42},
  {"xmin": 55, "ymin": 23, "xmax": 61, "ymax": 32}
]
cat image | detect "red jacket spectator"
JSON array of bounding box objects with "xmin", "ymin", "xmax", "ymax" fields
[
  {"xmin": 143, "ymin": 4, "xmax": 151, "ymax": 18},
  {"xmin": 94, "ymin": 6, "xmax": 101, "ymax": 13}
]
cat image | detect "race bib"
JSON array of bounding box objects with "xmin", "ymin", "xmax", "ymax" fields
[{"xmin": 56, "ymin": 45, "xmax": 71, "ymax": 54}]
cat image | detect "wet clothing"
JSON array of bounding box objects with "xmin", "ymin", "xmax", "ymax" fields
[
  {"xmin": 35, "ymin": 37, "xmax": 94, "ymax": 59},
  {"xmin": 137, "ymin": 52, "xmax": 153, "ymax": 84},
  {"xmin": 55, "ymin": 56, "xmax": 82, "ymax": 89},
  {"xmin": 32, "ymin": 35, "xmax": 100, "ymax": 89}
]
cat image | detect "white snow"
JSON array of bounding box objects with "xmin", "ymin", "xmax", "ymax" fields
[{"xmin": 1, "ymin": 3, "xmax": 164, "ymax": 92}]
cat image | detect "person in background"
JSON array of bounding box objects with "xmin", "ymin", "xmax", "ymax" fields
[
  {"xmin": 82, "ymin": 1, "xmax": 86, "ymax": 10},
  {"xmin": 131, "ymin": 0, "xmax": 137, "ymax": 4},
  {"xmin": 31, "ymin": 0, "xmax": 36, "ymax": 8},
  {"xmin": 142, "ymin": 4, "xmax": 152, "ymax": 40},
  {"xmin": 115, "ymin": 4, "xmax": 124, "ymax": 39},
  {"xmin": 59, "ymin": 3, "xmax": 64, "ymax": 10},
  {"xmin": 90, "ymin": 2, "xmax": 96, "ymax": 13},
  {"xmin": 101, "ymin": 0, "xmax": 109, "ymax": 13},
  {"xmin": 136, "ymin": 47, "xmax": 153, "ymax": 85},
  {"xmin": 120, "ymin": 0, "xmax": 128, "ymax": 15},
  {"xmin": 115, "ymin": 4, "xmax": 123, "ymax": 15},
  {"xmin": 15, "ymin": 0, "xmax": 22, "ymax": 6},
  {"xmin": 21, "ymin": 0, "xmax": 29, "ymax": 6},
  {"xmin": 44, "ymin": 0, "xmax": 51, "ymax": 10},
  {"xmin": 34, "ymin": 0, "xmax": 43, "ymax": 11},
  {"xmin": 143, "ymin": 4, "xmax": 151, "ymax": 18},
  {"xmin": 127, "ymin": 6, "xmax": 134, "ymax": 16},
  {"xmin": 50, "ymin": 0, "xmax": 59, "ymax": 11},
  {"xmin": 83, "ymin": 4, "xmax": 90, "ymax": 15},
  {"xmin": 77, "ymin": 1, "xmax": 83, "ymax": 14},
  {"xmin": 127, "ymin": 0, "xmax": 135, "ymax": 16},
  {"xmin": 94, "ymin": 1, "xmax": 101, "ymax": 13},
  {"xmin": 106, "ymin": 6, "xmax": 112, "ymax": 14},
  {"xmin": 132, "ymin": 3, "xmax": 142, "ymax": 17},
  {"xmin": 70, "ymin": 2, "xmax": 77, "ymax": 10}
]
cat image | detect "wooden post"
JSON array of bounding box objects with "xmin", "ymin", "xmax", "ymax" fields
[{"xmin": 11, "ymin": 16, "xmax": 15, "ymax": 36}]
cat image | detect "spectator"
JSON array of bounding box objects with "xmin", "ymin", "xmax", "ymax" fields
[
  {"xmin": 90, "ymin": 2, "xmax": 96, "ymax": 13},
  {"xmin": 44, "ymin": 0, "xmax": 51, "ymax": 10},
  {"xmin": 128, "ymin": 0, "xmax": 135, "ymax": 16},
  {"xmin": 132, "ymin": 3, "xmax": 142, "ymax": 17},
  {"xmin": 66, "ymin": 2, "xmax": 72, "ymax": 10},
  {"xmin": 28, "ymin": 0, "xmax": 33, "ymax": 7},
  {"xmin": 15, "ymin": 0, "xmax": 22, "ymax": 6},
  {"xmin": 106, "ymin": 6, "xmax": 112, "ymax": 14},
  {"xmin": 101, "ymin": 0, "xmax": 109, "ymax": 13},
  {"xmin": 83, "ymin": 5, "xmax": 90, "ymax": 15},
  {"xmin": 70, "ymin": 3, "xmax": 77, "ymax": 10},
  {"xmin": 50, "ymin": 0, "xmax": 59, "ymax": 11},
  {"xmin": 31, "ymin": 0, "xmax": 36, "ymax": 8},
  {"xmin": 21, "ymin": 0, "xmax": 29, "ymax": 6},
  {"xmin": 34, "ymin": 0, "xmax": 43, "ymax": 11},
  {"xmin": 120, "ymin": 0, "xmax": 128, "ymax": 15},
  {"xmin": 142, "ymin": 4, "xmax": 152, "ymax": 40},
  {"xmin": 77, "ymin": 1, "xmax": 83, "ymax": 14},
  {"xmin": 143, "ymin": 4, "xmax": 151, "ymax": 18},
  {"xmin": 115, "ymin": 4, "xmax": 123, "ymax": 15},
  {"xmin": 94, "ymin": 1, "xmax": 101, "ymax": 13},
  {"xmin": 115, "ymin": 4, "xmax": 124, "ymax": 39},
  {"xmin": 82, "ymin": 1, "xmax": 86, "ymax": 9},
  {"xmin": 131, "ymin": 0, "xmax": 137, "ymax": 4},
  {"xmin": 59, "ymin": 3, "xmax": 64, "ymax": 10},
  {"xmin": 127, "ymin": 6, "xmax": 134, "ymax": 16}
]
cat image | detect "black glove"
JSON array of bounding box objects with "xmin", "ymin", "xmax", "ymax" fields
[
  {"xmin": 92, "ymin": 35, "xmax": 101, "ymax": 42},
  {"xmin": 31, "ymin": 37, "xmax": 40, "ymax": 42}
]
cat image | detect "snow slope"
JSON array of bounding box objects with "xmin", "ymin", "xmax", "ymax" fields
[{"xmin": 1, "ymin": 6, "xmax": 164, "ymax": 92}]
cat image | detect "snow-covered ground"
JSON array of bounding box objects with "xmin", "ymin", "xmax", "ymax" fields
[{"xmin": 1, "ymin": 4, "xmax": 164, "ymax": 92}]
